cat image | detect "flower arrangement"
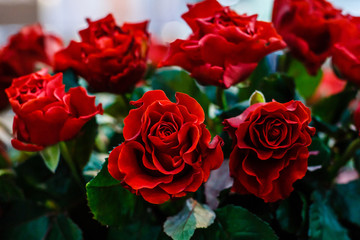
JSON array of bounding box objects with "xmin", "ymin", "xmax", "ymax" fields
[{"xmin": 1, "ymin": 0, "xmax": 360, "ymax": 239}]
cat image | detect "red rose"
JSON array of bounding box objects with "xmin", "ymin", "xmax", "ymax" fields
[
  {"xmin": 223, "ymin": 100, "xmax": 315, "ymax": 202},
  {"xmin": 161, "ymin": 0, "xmax": 285, "ymax": 88},
  {"xmin": 108, "ymin": 90, "xmax": 224, "ymax": 204},
  {"xmin": 332, "ymin": 38, "xmax": 360, "ymax": 86},
  {"xmin": 272, "ymin": 0, "xmax": 348, "ymax": 74},
  {"xmin": 5, "ymin": 70, "xmax": 103, "ymax": 152},
  {"xmin": 0, "ymin": 24, "xmax": 63, "ymax": 110},
  {"xmin": 329, "ymin": 14, "xmax": 360, "ymax": 85},
  {"xmin": 54, "ymin": 14, "xmax": 149, "ymax": 94}
]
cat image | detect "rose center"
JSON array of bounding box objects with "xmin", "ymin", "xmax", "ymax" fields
[
  {"xmin": 270, "ymin": 127, "xmax": 280, "ymax": 137},
  {"xmin": 157, "ymin": 123, "xmax": 176, "ymax": 139},
  {"xmin": 16, "ymin": 80, "xmax": 46, "ymax": 104},
  {"xmin": 265, "ymin": 119, "xmax": 285, "ymax": 142}
]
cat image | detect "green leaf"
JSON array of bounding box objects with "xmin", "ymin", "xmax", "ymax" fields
[
  {"xmin": 215, "ymin": 205, "xmax": 278, "ymax": 240},
  {"xmin": 163, "ymin": 198, "xmax": 215, "ymax": 240},
  {"xmin": 0, "ymin": 168, "xmax": 15, "ymax": 177},
  {"xmin": 309, "ymin": 191, "xmax": 350, "ymax": 240},
  {"xmin": 276, "ymin": 192, "xmax": 307, "ymax": 234},
  {"xmin": 311, "ymin": 84, "xmax": 356, "ymax": 124},
  {"xmin": 288, "ymin": 58, "xmax": 322, "ymax": 99},
  {"xmin": 260, "ymin": 73, "xmax": 295, "ymax": 103},
  {"xmin": 0, "ymin": 175, "xmax": 24, "ymax": 202},
  {"xmin": 83, "ymin": 153, "xmax": 105, "ymax": 182},
  {"xmin": 46, "ymin": 215, "xmax": 82, "ymax": 240},
  {"xmin": 150, "ymin": 68, "xmax": 210, "ymax": 114},
  {"xmin": 308, "ymin": 137, "xmax": 331, "ymax": 167},
  {"xmin": 40, "ymin": 144, "xmax": 60, "ymax": 173},
  {"xmin": 102, "ymin": 94, "xmax": 130, "ymax": 118},
  {"xmin": 2, "ymin": 216, "xmax": 50, "ymax": 240},
  {"xmin": 330, "ymin": 180, "xmax": 360, "ymax": 227},
  {"xmin": 217, "ymin": 102, "xmax": 248, "ymax": 120},
  {"xmin": 238, "ymin": 57, "xmax": 273, "ymax": 102},
  {"xmin": 249, "ymin": 90, "xmax": 265, "ymax": 105},
  {"xmin": 61, "ymin": 69, "xmax": 79, "ymax": 92},
  {"xmin": 86, "ymin": 160, "xmax": 136, "ymax": 227},
  {"xmin": 311, "ymin": 116, "xmax": 339, "ymax": 136},
  {"xmin": 0, "ymin": 200, "xmax": 48, "ymax": 230},
  {"xmin": 65, "ymin": 118, "xmax": 98, "ymax": 170}
]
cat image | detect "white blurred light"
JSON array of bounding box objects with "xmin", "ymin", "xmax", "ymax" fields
[
  {"xmin": 218, "ymin": 0, "xmax": 240, "ymax": 6},
  {"xmin": 37, "ymin": 0, "xmax": 60, "ymax": 7},
  {"xmin": 161, "ymin": 20, "xmax": 191, "ymax": 43}
]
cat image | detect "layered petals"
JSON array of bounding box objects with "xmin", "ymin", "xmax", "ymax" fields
[
  {"xmin": 6, "ymin": 70, "xmax": 103, "ymax": 151},
  {"xmin": 161, "ymin": 0, "xmax": 286, "ymax": 88},
  {"xmin": 0, "ymin": 24, "xmax": 63, "ymax": 111},
  {"xmin": 224, "ymin": 100, "xmax": 314, "ymax": 202},
  {"xmin": 272, "ymin": 0, "xmax": 347, "ymax": 74},
  {"xmin": 108, "ymin": 90, "xmax": 224, "ymax": 204},
  {"xmin": 54, "ymin": 14, "xmax": 149, "ymax": 94},
  {"xmin": 332, "ymin": 41, "xmax": 360, "ymax": 85}
]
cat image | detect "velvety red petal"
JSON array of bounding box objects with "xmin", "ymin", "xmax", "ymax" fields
[
  {"xmin": 222, "ymin": 61, "xmax": 258, "ymax": 88},
  {"xmin": 123, "ymin": 90, "xmax": 169, "ymax": 140},
  {"xmin": 64, "ymin": 86, "xmax": 103, "ymax": 117},
  {"xmin": 182, "ymin": 0, "xmax": 224, "ymax": 32},
  {"xmin": 118, "ymin": 141, "xmax": 173, "ymax": 190},
  {"xmin": 159, "ymin": 170, "xmax": 198, "ymax": 194},
  {"xmin": 11, "ymin": 138, "xmax": 44, "ymax": 152},
  {"xmin": 175, "ymin": 92, "xmax": 205, "ymax": 123},
  {"xmin": 108, "ymin": 144, "xmax": 125, "ymax": 181},
  {"xmin": 139, "ymin": 187, "xmax": 170, "ymax": 204}
]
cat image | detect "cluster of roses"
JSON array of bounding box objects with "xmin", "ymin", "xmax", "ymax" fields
[
  {"xmin": 1, "ymin": 0, "xmax": 358, "ymax": 205},
  {"xmin": 273, "ymin": 0, "xmax": 360, "ymax": 84},
  {"xmin": 0, "ymin": 24, "xmax": 63, "ymax": 109}
]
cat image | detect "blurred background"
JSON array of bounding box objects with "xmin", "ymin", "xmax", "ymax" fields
[{"xmin": 1, "ymin": 0, "xmax": 360, "ymax": 45}]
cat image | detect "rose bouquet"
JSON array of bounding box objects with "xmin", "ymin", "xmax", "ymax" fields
[{"xmin": 1, "ymin": 0, "xmax": 360, "ymax": 239}]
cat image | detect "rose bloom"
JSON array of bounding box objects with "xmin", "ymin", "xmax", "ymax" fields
[
  {"xmin": 272, "ymin": 0, "xmax": 349, "ymax": 75},
  {"xmin": 108, "ymin": 90, "xmax": 224, "ymax": 204},
  {"xmin": 0, "ymin": 24, "xmax": 63, "ymax": 110},
  {"xmin": 54, "ymin": 14, "xmax": 149, "ymax": 94},
  {"xmin": 6, "ymin": 70, "xmax": 103, "ymax": 151},
  {"xmin": 161, "ymin": 0, "xmax": 286, "ymax": 88},
  {"xmin": 332, "ymin": 39, "xmax": 360, "ymax": 85},
  {"xmin": 223, "ymin": 100, "xmax": 315, "ymax": 202},
  {"xmin": 330, "ymin": 15, "xmax": 360, "ymax": 85}
]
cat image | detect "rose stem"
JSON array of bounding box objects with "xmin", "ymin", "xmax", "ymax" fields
[
  {"xmin": 59, "ymin": 141, "xmax": 85, "ymax": 192},
  {"xmin": 216, "ymin": 87, "xmax": 227, "ymax": 110},
  {"xmin": 328, "ymin": 137, "xmax": 360, "ymax": 179}
]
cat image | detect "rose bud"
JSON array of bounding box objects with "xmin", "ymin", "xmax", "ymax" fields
[
  {"xmin": 5, "ymin": 70, "xmax": 103, "ymax": 151},
  {"xmin": 223, "ymin": 100, "xmax": 315, "ymax": 202},
  {"xmin": 272, "ymin": 0, "xmax": 348, "ymax": 74},
  {"xmin": 54, "ymin": 14, "xmax": 149, "ymax": 94},
  {"xmin": 108, "ymin": 90, "xmax": 224, "ymax": 204},
  {"xmin": 161, "ymin": 0, "xmax": 286, "ymax": 89},
  {"xmin": 0, "ymin": 24, "xmax": 63, "ymax": 110}
]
